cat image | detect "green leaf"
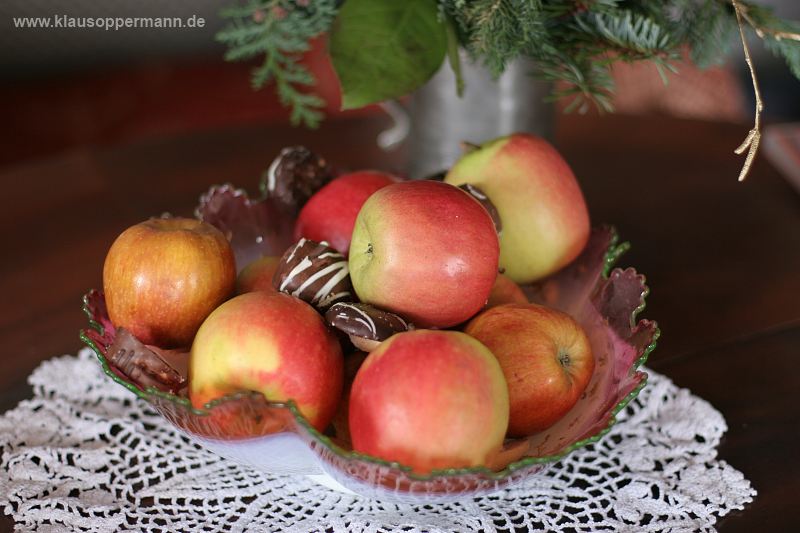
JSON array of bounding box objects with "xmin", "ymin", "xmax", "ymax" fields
[{"xmin": 329, "ymin": 0, "xmax": 447, "ymax": 109}]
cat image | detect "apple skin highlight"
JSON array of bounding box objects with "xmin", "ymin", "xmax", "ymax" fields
[
  {"xmin": 294, "ymin": 170, "xmax": 397, "ymax": 255},
  {"xmin": 349, "ymin": 330, "xmax": 509, "ymax": 474},
  {"xmin": 465, "ymin": 303, "xmax": 595, "ymax": 437},
  {"xmin": 348, "ymin": 180, "xmax": 499, "ymax": 328},
  {"xmin": 103, "ymin": 217, "xmax": 236, "ymax": 348},
  {"xmin": 446, "ymin": 133, "xmax": 590, "ymax": 284},
  {"xmin": 189, "ymin": 291, "xmax": 343, "ymax": 432}
]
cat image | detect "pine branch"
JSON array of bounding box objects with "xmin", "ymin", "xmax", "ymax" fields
[
  {"xmin": 541, "ymin": 10, "xmax": 681, "ymax": 112},
  {"xmin": 575, "ymin": 11, "xmax": 673, "ymax": 55},
  {"xmin": 764, "ymin": 36, "xmax": 800, "ymax": 79},
  {"xmin": 216, "ymin": 0, "xmax": 800, "ymax": 131},
  {"xmin": 734, "ymin": 1, "xmax": 800, "ymax": 78},
  {"xmin": 538, "ymin": 54, "xmax": 616, "ymax": 114},
  {"xmin": 671, "ymin": 1, "xmax": 738, "ymax": 68},
  {"xmin": 445, "ymin": 0, "xmax": 552, "ymax": 77},
  {"xmin": 440, "ymin": 1, "xmax": 689, "ymax": 114},
  {"xmin": 217, "ymin": 0, "xmax": 338, "ymax": 128}
]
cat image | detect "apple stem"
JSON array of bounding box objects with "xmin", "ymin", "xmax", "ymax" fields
[{"xmin": 459, "ymin": 141, "xmax": 481, "ymax": 154}]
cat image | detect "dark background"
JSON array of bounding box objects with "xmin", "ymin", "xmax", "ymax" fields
[{"xmin": 1, "ymin": 0, "xmax": 799, "ymax": 170}]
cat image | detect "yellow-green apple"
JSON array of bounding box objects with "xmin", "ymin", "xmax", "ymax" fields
[
  {"xmin": 189, "ymin": 291, "xmax": 343, "ymax": 432},
  {"xmin": 349, "ymin": 330, "xmax": 509, "ymax": 474},
  {"xmin": 294, "ymin": 171, "xmax": 397, "ymax": 254},
  {"xmin": 486, "ymin": 273, "xmax": 529, "ymax": 309},
  {"xmin": 349, "ymin": 180, "xmax": 499, "ymax": 328},
  {"xmin": 103, "ymin": 217, "xmax": 236, "ymax": 348},
  {"xmin": 445, "ymin": 133, "xmax": 590, "ymax": 283},
  {"xmin": 235, "ymin": 255, "xmax": 281, "ymax": 294},
  {"xmin": 464, "ymin": 303, "xmax": 594, "ymax": 437}
]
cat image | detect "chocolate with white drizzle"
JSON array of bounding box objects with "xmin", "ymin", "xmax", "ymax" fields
[
  {"xmin": 272, "ymin": 238, "xmax": 352, "ymax": 310},
  {"xmin": 325, "ymin": 302, "xmax": 411, "ymax": 352},
  {"xmin": 458, "ymin": 183, "xmax": 502, "ymax": 234},
  {"xmin": 263, "ymin": 146, "xmax": 333, "ymax": 208}
]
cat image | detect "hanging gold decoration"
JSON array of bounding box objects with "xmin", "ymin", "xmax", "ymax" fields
[{"xmin": 731, "ymin": 0, "xmax": 800, "ymax": 181}]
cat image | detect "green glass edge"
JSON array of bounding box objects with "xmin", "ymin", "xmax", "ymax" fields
[
  {"xmin": 79, "ymin": 225, "xmax": 659, "ymax": 482},
  {"xmin": 81, "ymin": 294, "xmax": 284, "ymax": 415},
  {"xmin": 602, "ymin": 226, "xmax": 631, "ymax": 279}
]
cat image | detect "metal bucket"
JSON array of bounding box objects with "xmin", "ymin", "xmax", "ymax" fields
[{"xmin": 394, "ymin": 55, "xmax": 554, "ymax": 179}]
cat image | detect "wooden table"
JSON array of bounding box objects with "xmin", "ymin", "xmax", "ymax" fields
[{"xmin": 1, "ymin": 113, "xmax": 798, "ymax": 531}]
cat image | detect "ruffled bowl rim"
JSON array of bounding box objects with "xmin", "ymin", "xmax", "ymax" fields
[{"xmin": 80, "ymin": 226, "xmax": 658, "ymax": 482}]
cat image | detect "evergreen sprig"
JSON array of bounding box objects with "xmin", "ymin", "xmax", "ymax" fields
[
  {"xmin": 441, "ymin": 0, "xmax": 800, "ymax": 114},
  {"xmin": 217, "ymin": 0, "xmax": 800, "ymax": 124},
  {"xmin": 673, "ymin": 0, "xmax": 738, "ymax": 68},
  {"xmin": 737, "ymin": 1, "xmax": 800, "ymax": 78},
  {"xmin": 216, "ymin": 0, "xmax": 339, "ymax": 128}
]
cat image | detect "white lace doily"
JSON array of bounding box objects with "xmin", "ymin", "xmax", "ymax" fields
[{"xmin": 1, "ymin": 349, "xmax": 755, "ymax": 532}]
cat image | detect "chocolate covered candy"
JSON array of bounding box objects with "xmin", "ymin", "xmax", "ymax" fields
[
  {"xmin": 107, "ymin": 327, "xmax": 188, "ymax": 394},
  {"xmin": 263, "ymin": 146, "xmax": 333, "ymax": 208},
  {"xmin": 459, "ymin": 183, "xmax": 502, "ymax": 234},
  {"xmin": 273, "ymin": 238, "xmax": 352, "ymax": 309},
  {"xmin": 325, "ymin": 302, "xmax": 411, "ymax": 351}
]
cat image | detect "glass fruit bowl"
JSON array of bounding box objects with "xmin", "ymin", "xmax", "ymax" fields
[{"xmin": 80, "ymin": 184, "xmax": 659, "ymax": 503}]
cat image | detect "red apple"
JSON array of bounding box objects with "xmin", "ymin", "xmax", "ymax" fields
[
  {"xmin": 349, "ymin": 330, "xmax": 509, "ymax": 474},
  {"xmin": 486, "ymin": 273, "xmax": 529, "ymax": 309},
  {"xmin": 236, "ymin": 255, "xmax": 281, "ymax": 294},
  {"xmin": 294, "ymin": 170, "xmax": 397, "ymax": 254},
  {"xmin": 464, "ymin": 303, "xmax": 594, "ymax": 437},
  {"xmin": 189, "ymin": 291, "xmax": 343, "ymax": 432},
  {"xmin": 349, "ymin": 180, "xmax": 499, "ymax": 328},
  {"xmin": 445, "ymin": 133, "xmax": 590, "ymax": 283},
  {"xmin": 103, "ymin": 217, "xmax": 236, "ymax": 348}
]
